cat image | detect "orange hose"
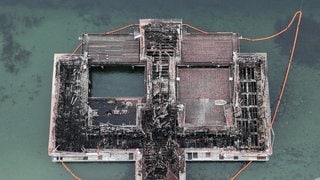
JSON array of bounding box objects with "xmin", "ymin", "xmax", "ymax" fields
[
  {"xmin": 105, "ymin": 23, "xmax": 139, "ymax": 34},
  {"xmin": 230, "ymin": 161, "xmax": 253, "ymax": 180},
  {"xmin": 241, "ymin": 11, "xmax": 302, "ymax": 42},
  {"xmin": 230, "ymin": 10, "xmax": 302, "ymax": 180},
  {"xmin": 271, "ymin": 11, "xmax": 302, "ymax": 125},
  {"xmin": 61, "ymin": 161, "xmax": 82, "ymax": 180},
  {"xmin": 182, "ymin": 23, "xmax": 209, "ymax": 34},
  {"xmin": 63, "ymin": 11, "xmax": 302, "ymax": 179},
  {"xmin": 69, "ymin": 43, "xmax": 83, "ymax": 60}
]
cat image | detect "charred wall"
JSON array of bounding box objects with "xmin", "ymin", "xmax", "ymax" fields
[
  {"xmin": 54, "ymin": 57, "xmax": 147, "ymax": 152},
  {"xmin": 54, "ymin": 59, "xmax": 88, "ymax": 152},
  {"xmin": 141, "ymin": 20, "xmax": 183, "ymax": 180},
  {"xmin": 234, "ymin": 53, "xmax": 269, "ymax": 151}
]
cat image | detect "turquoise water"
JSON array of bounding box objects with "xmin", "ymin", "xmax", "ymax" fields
[
  {"xmin": 90, "ymin": 66, "xmax": 145, "ymax": 97},
  {"xmin": 0, "ymin": 0, "xmax": 319, "ymax": 179}
]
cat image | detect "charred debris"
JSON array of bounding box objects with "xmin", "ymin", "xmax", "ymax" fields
[{"xmin": 49, "ymin": 19, "xmax": 272, "ymax": 180}]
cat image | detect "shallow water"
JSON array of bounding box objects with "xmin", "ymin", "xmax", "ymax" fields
[
  {"xmin": 0, "ymin": 0, "xmax": 319, "ymax": 179},
  {"xmin": 90, "ymin": 66, "xmax": 145, "ymax": 97}
]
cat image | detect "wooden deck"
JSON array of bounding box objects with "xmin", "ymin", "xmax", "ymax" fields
[
  {"xmin": 83, "ymin": 34, "xmax": 141, "ymax": 65},
  {"xmin": 177, "ymin": 67, "xmax": 232, "ymax": 127},
  {"xmin": 181, "ymin": 33, "xmax": 239, "ymax": 63}
]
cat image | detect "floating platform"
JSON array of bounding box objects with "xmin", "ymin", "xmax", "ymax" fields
[{"xmin": 49, "ymin": 19, "xmax": 272, "ymax": 180}]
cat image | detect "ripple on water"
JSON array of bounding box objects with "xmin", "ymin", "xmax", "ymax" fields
[
  {"xmin": 0, "ymin": 14, "xmax": 32, "ymax": 74},
  {"xmin": 274, "ymin": 15, "xmax": 320, "ymax": 69}
]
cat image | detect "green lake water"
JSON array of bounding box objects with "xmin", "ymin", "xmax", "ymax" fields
[{"xmin": 0, "ymin": 0, "xmax": 319, "ymax": 179}]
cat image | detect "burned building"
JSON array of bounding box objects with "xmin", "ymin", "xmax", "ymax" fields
[{"xmin": 49, "ymin": 19, "xmax": 273, "ymax": 180}]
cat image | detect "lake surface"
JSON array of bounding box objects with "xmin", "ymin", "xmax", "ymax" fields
[{"xmin": 0, "ymin": 0, "xmax": 319, "ymax": 179}]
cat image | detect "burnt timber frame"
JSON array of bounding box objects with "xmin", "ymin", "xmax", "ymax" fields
[{"xmin": 49, "ymin": 19, "xmax": 273, "ymax": 180}]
